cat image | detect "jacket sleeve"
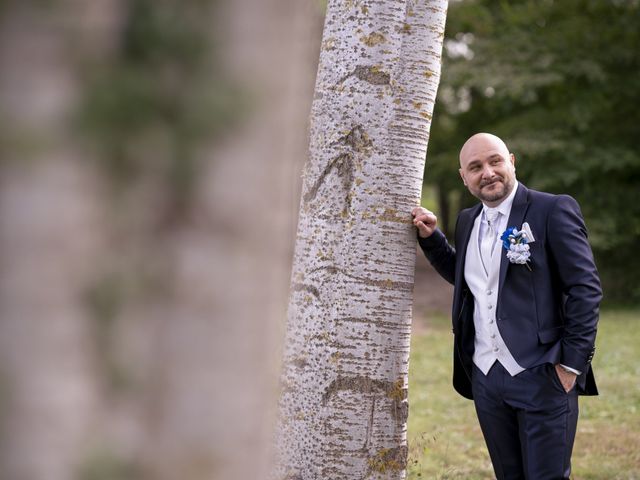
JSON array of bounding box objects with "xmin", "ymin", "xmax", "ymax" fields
[
  {"xmin": 546, "ymin": 195, "xmax": 602, "ymax": 373},
  {"xmin": 417, "ymin": 228, "xmax": 456, "ymax": 286}
]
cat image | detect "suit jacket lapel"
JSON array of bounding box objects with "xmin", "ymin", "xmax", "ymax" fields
[{"xmin": 498, "ymin": 184, "xmax": 531, "ymax": 294}]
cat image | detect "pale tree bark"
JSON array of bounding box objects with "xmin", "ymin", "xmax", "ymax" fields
[
  {"xmin": 274, "ymin": 1, "xmax": 448, "ymax": 479},
  {"xmin": 0, "ymin": 1, "xmax": 122, "ymax": 478}
]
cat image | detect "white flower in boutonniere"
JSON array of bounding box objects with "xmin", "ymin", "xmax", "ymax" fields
[{"xmin": 500, "ymin": 222, "xmax": 535, "ymax": 271}]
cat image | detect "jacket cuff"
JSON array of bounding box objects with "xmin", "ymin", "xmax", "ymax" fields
[
  {"xmin": 417, "ymin": 228, "xmax": 447, "ymax": 250},
  {"xmin": 559, "ymin": 364, "xmax": 582, "ymax": 376},
  {"xmin": 562, "ymin": 344, "xmax": 595, "ymax": 374}
]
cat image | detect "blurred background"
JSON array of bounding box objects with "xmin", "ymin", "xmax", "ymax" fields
[
  {"xmin": 0, "ymin": 0, "xmax": 324, "ymax": 479},
  {"xmin": 0, "ymin": 0, "xmax": 637, "ymax": 479},
  {"xmin": 423, "ymin": 0, "xmax": 640, "ymax": 304}
]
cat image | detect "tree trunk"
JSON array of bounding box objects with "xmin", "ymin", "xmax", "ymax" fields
[
  {"xmin": 274, "ymin": 1, "xmax": 448, "ymax": 479},
  {"xmin": 132, "ymin": 1, "xmax": 324, "ymax": 479},
  {"xmin": 0, "ymin": 2, "xmax": 118, "ymax": 478},
  {"xmin": 0, "ymin": 1, "xmax": 325, "ymax": 479}
]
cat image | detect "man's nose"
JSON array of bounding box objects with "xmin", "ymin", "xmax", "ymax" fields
[{"xmin": 481, "ymin": 165, "xmax": 495, "ymax": 178}]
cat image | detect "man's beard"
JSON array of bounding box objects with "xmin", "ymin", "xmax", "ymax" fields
[{"xmin": 477, "ymin": 176, "xmax": 514, "ymax": 204}]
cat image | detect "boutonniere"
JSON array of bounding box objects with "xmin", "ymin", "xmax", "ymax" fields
[{"xmin": 500, "ymin": 222, "xmax": 535, "ymax": 271}]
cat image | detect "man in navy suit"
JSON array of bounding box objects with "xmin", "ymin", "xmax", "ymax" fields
[{"xmin": 412, "ymin": 133, "xmax": 602, "ymax": 479}]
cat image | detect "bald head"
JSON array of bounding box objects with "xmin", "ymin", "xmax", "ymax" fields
[
  {"xmin": 458, "ymin": 132, "xmax": 517, "ymax": 207},
  {"xmin": 459, "ymin": 133, "xmax": 511, "ymax": 167}
]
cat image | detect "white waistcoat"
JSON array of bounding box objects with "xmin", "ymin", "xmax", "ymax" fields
[{"xmin": 465, "ymin": 213, "xmax": 524, "ymax": 376}]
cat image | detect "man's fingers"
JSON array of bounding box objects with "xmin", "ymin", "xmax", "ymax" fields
[
  {"xmin": 415, "ymin": 213, "xmax": 437, "ymax": 225},
  {"xmin": 412, "ymin": 206, "xmax": 432, "ymax": 216},
  {"xmin": 415, "ymin": 219, "xmax": 436, "ymax": 238},
  {"xmin": 411, "ymin": 207, "xmax": 437, "ymax": 238}
]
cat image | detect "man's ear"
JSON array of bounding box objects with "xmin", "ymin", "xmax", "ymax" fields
[
  {"xmin": 459, "ymin": 168, "xmax": 467, "ymax": 186},
  {"xmin": 510, "ymin": 153, "xmax": 516, "ymax": 168}
]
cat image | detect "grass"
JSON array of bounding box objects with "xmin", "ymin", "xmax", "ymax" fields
[{"xmin": 407, "ymin": 309, "xmax": 640, "ymax": 479}]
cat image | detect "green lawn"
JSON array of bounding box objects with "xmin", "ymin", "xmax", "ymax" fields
[{"xmin": 407, "ymin": 309, "xmax": 640, "ymax": 479}]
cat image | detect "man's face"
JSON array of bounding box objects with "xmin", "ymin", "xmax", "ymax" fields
[{"xmin": 459, "ymin": 136, "xmax": 517, "ymax": 207}]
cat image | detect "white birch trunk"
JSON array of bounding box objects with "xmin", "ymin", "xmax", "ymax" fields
[{"xmin": 274, "ymin": 1, "xmax": 448, "ymax": 478}]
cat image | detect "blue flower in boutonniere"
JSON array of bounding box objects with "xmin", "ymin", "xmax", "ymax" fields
[{"xmin": 500, "ymin": 222, "xmax": 535, "ymax": 271}]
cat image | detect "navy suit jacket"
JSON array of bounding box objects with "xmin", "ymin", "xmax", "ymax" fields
[{"xmin": 418, "ymin": 184, "xmax": 602, "ymax": 399}]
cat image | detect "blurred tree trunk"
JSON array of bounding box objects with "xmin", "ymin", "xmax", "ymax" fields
[
  {"xmin": 0, "ymin": 2, "xmax": 120, "ymax": 478},
  {"xmin": 130, "ymin": 1, "xmax": 325, "ymax": 479},
  {"xmin": 274, "ymin": 1, "xmax": 448, "ymax": 479}
]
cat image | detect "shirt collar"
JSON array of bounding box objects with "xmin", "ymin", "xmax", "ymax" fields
[{"xmin": 482, "ymin": 180, "xmax": 519, "ymax": 219}]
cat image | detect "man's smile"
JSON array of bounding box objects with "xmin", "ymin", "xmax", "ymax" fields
[{"xmin": 481, "ymin": 179, "xmax": 502, "ymax": 189}]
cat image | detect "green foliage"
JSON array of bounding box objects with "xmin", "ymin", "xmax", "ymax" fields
[
  {"xmin": 79, "ymin": 0, "xmax": 248, "ymax": 214},
  {"xmin": 78, "ymin": 449, "xmax": 139, "ymax": 480},
  {"xmin": 428, "ymin": 0, "xmax": 640, "ymax": 302}
]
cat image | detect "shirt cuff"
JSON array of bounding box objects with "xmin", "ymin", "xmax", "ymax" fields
[{"xmin": 559, "ymin": 364, "xmax": 581, "ymax": 376}]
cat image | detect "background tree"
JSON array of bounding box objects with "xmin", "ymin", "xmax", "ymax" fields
[
  {"xmin": 0, "ymin": 2, "xmax": 115, "ymax": 477},
  {"xmin": 0, "ymin": 0, "xmax": 322, "ymax": 479},
  {"xmin": 273, "ymin": 1, "xmax": 448, "ymax": 478},
  {"xmin": 425, "ymin": 0, "xmax": 640, "ymax": 303}
]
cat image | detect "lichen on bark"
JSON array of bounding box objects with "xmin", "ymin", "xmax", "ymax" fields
[{"xmin": 367, "ymin": 446, "xmax": 409, "ymax": 474}]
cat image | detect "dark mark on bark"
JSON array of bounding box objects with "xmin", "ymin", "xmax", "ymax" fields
[
  {"xmin": 309, "ymin": 265, "xmax": 340, "ymax": 276},
  {"xmin": 292, "ymin": 282, "xmax": 320, "ymax": 299},
  {"xmin": 308, "ymin": 266, "xmax": 412, "ymax": 292},
  {"xmin": 399, "ymin": 22, "xmax": 412, "ymax": 34},
  {"xmin": 336, "ymin": 125, "xmax": 373, "ymax": 152},
  {"xmin": 363, "ymin": 397, "xmax": 376, "ymax": 450},
  {"xmin": 392, "ymin": 399, "xmax": 409, "ymax": 424},
  {"xmin": 291, "ymin": 356, "xmax": 309, "ymax": 369},
  {"xmin": 378, "ymin": 207, "xmax": 409, "ymax": 224},
  {"xmin": 322, "ymin": 375, "xmax": 406, "ymax": 404},
  {"xmin": 282, "ymin": 473, "xmax": 303, "ymax": 480},
  {"xmin": 354, "ymin": 65, "xmax": 391, "ymax": 85},
  {"xmin": 303, "ymin": 152, "xmax": 355, "ymax": 209},
  {"xmin": 370, "ymin": 277, "xmax": 413, "ymax": 292},
  {"xmin": 336, "ymin": 316, "xmax": 404, "ymax": 331},
  {"xmin": 367, "ymin": 445, "xmax": 408, "ymax": 473},
  {"xmin": 338, "ymin": 65, "xmax": 391, "ymax": 86},
  {"xmin": 302, "ymin": 125, "xmax": 375, "ymax": 212}
]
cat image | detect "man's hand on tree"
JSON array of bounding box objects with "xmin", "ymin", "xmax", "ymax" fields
[{"xmin": 412, "ymin": 207, "xmax": 438, "ymax": 238}]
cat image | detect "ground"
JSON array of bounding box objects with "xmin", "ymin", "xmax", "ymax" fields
[{"xmin": 412, "ymin": 247, "xmax": 454, "ymax": 325}]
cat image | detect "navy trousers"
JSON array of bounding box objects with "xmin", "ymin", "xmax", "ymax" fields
[{"xmin": 472, "ymin": 362, "xmax": 579, "ymax": 480}]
